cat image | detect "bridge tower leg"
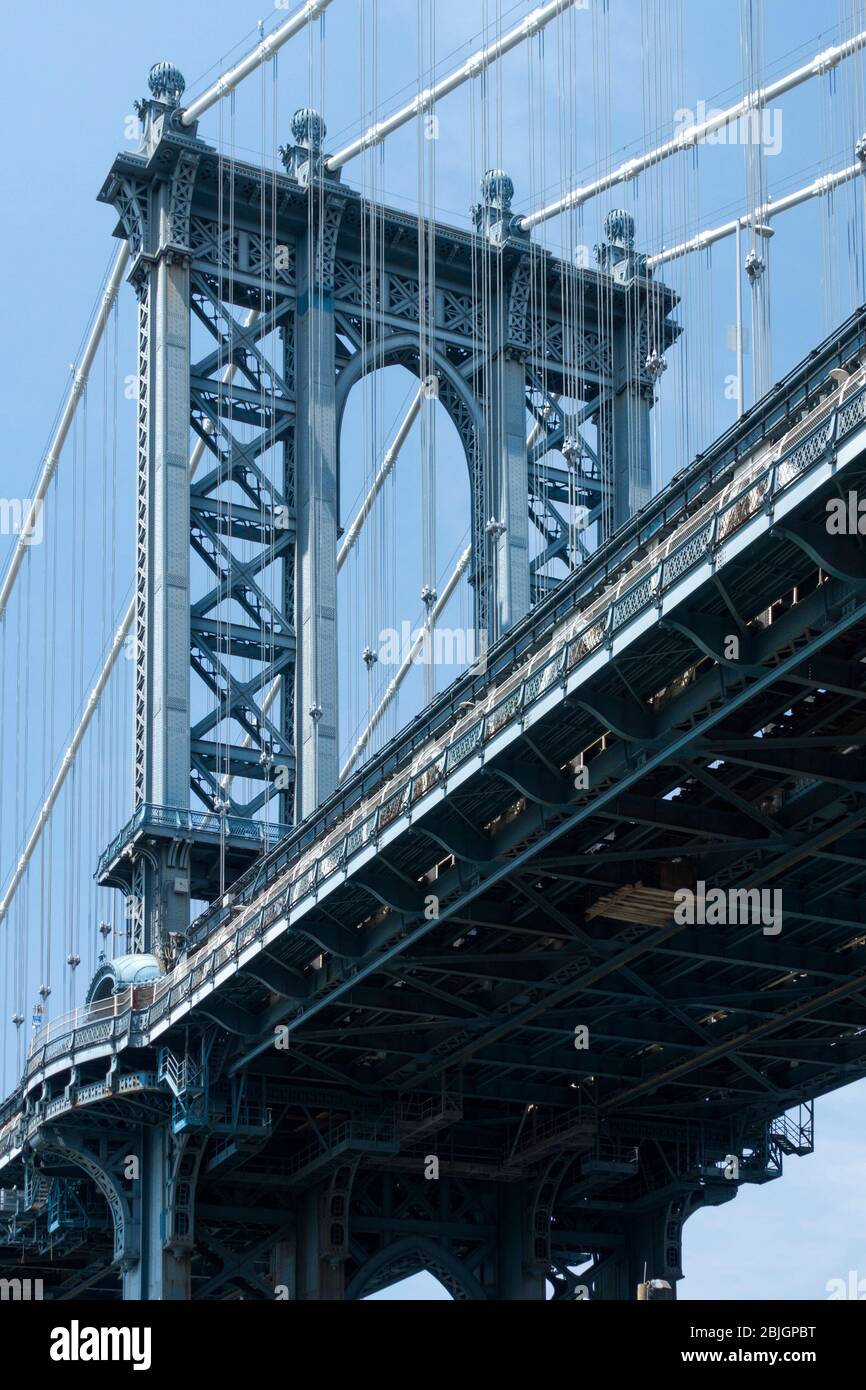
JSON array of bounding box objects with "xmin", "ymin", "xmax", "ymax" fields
[
  {"xmin": 477, "ymin": 172, "xmax": 532, "ymax": 639},
  {"xmin": 488, "ymin": 345, "xmax": 532, "ymax": 638},
  {"xmin": 597, "ymin": 210, "xmax": 659, "ymax": 536},
  {"xmin": 293, "ymin": 168, "xmax": 345, "ymax": 821},
  {"xmin": 610, "ymin": 331, "xmax": 652, "ymax": 534},
  {"xmin": 496, "ymin": 1184, "xmax": 546, "ymax": 1300},
  {"xmin": 123, "ymin": 1126, "xmax": 195, "ymax": 1301},
  {"xmin": 117, "ymin": 88, "xmax": 201, "ymax": 954},
  {"xmin": 131, "ymin": 229, "xmax": 193, "ymax": 953}
]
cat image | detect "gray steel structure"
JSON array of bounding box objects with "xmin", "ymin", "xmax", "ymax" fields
[
  {"xmin": 98, "ymin": 68, "xmax": 676, "ymax": 923},
  {"xmin": 3, "ymin": 299, "xmax": 866, "ymax": 1299},
  {"xmin": 38, "ymin": 62, "xmax": 866, "ymax": 1304}
]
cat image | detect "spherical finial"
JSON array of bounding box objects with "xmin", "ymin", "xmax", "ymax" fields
[
  {"xmin": 604, "ymin": 209, "xmax": 635, "ymax": 247},
  {"xmin": 148, "ymin": 62, "xmax": 186, "ymax": 106},
  {"xmin": 480, "ymin": 169, "xmax": 514, "ymax": 210},
  {"xmin": 292, "ymin": 108, "xmax": 327, "ymax": 148}
]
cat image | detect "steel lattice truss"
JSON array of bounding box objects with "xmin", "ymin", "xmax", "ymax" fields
[
  {"xmin": 187, "ymin": 271, "xmax": 295, "ymax": 819},
  {"xmin": 98, "ymin": 113, "xmax": 676, "ymax": 852}
]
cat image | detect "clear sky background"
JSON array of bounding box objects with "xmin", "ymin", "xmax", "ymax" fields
[{"xmin": 1, "ymin": 0, "xmax": 865, "ymax": 1299}]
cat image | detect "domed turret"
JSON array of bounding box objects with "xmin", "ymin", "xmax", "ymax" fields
[
  {"xmin": 147, "ymin": 62, "xmax": 186, "ymax": 107},
  {"xmin": 291, "ymin": 107, "xmax": 327, "ymax": 149},
  {"xmin": 472, "ymin": 169, "xmax": 526, "ymax": 244},
  {"xmin": 603, "ymin": 209, "xmax": 635, "ymax": 250},
  {"xmin": 595, "ymin": 208, "xmax": 647, "ymax": 281},
  {"xmin": 280, "ymin": 108, "xmax": 333, "ymax": 183},
  {"xmin": 480, "ymin": 169, "xmax": 514, "ymax": 212},
  {"xmin": 86, "ymin": 953, "xmax": 164, "ymax": 1005}
]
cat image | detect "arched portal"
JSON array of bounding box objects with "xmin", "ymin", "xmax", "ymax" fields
[
  {"xmin": 336, "ymin": 335, "xmax": 487, "ymax": 597},
  {"xmin": 337, "ymin": 355, "xmax": 476, "ymax": 773},
  {"xmin": 346, "ymin": 1235, "xmax": 488, "ymax": 1302}
]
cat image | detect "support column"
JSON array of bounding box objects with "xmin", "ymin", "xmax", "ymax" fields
[
  {"xmin": 277, "ymin": 321, "xmax": 297, "ymax": 827},
  {"xmin": 590, "ymin": 1196, "xmax": 688, "ymax": 1301},
  {"xmin": 107, "ymin": 85, "xmax": 199, "ymax": 954},
  {"xmin": 497, "ymin": 1183, "xmax": 546, "ymax": 1300},
  {"xmin": 488, "ymin": 348, "xmax": 531, "ymax": 637},
  {"xmin": 610, "ymin": 318, "xmax": 652, "ymax": 532},
  {"xmin": 476, "ymin": 174, "xmax": 533, "ymax": 639},
  {"xmin": 149, "ymin": 249, "xmax": 191, "ymax": 812},
  {"xmin": 293, "ymin": 192, "xmax": 344, "ymax": 821},
  {"xmin": 136, "ymin": 194, "xmax": 193, "ymax": 950},
  {"xmin": 272, "ymin": 1234, "xmax": 297, "ymax": 1299},
  {"xmin": 596, "ymin": 210, "xmax": 657, "ymax": 536},
  {"xmin": 123, "ymin": 1126, "xmax": 193, "ymax": 1301},
  {"xmin": 296, "ymin": 1188, "xmax": 346, "ymax": 1300}
]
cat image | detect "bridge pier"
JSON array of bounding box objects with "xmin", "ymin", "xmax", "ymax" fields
[{"xmin": 588, "ymin": 1195, "xmax": 691, "ymax": 1301}]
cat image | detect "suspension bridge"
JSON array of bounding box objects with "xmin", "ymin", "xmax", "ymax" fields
[{"xmin": 2, "ymin": 0, "xmax": 866, "ymax": 1300}]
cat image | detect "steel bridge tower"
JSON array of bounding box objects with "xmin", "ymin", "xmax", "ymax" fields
[
  {"xmin": 98, "ymin": 61, "xmax": 676, "ymax": 911},
  {"xmin": 44, "ymin": 62, "xmax": 677, "ymax": 1300}
]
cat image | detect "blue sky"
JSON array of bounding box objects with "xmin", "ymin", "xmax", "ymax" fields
[{"xmin": 1, "ymin": 0, "xmax": 866, "ymax": 1298}]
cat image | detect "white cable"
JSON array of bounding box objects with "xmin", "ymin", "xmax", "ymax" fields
[
  {"xmin": 0, "ymin": 243, "xmax": 129, "ymax": 625},
  {"xmin": 520, "ymin": 29, "xmax": 866, "ymax": 230},
  {"xmin": 0, "ymin": 310, "xmax": 259, "ymax": 926},
  {"xmin": 340, "ymin": 546, "xmax": 471, "ymax": 779},
  {"xmin": 337, "ymin": 387, "xmax": 424, "ymax": 571},
  {"xmin": 181, "ymin": 0, "xmax": 334, "ymax": 127},
  {"xmin": 326, "ymin": 0, "xmax": 580, "ymax": 171},
  {"xmin": 0, "ymin": 605, "xmax": 132, "ymax": 927},
  {"xmin": 647, "ymin": 158, "xmax": 865, "ymax": 268}
]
